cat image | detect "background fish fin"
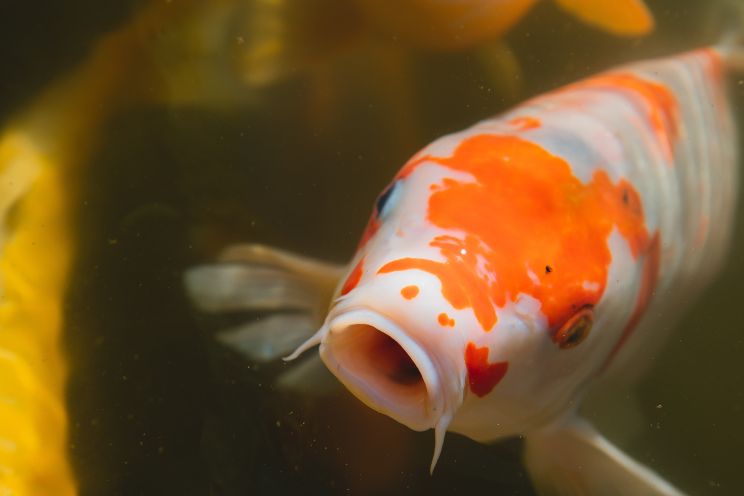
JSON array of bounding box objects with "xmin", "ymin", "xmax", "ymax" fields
[
  {"xmin": 524, "ymin": 417, "xmax": 684, "ymax": 496},
  {"xmin": 276, "ymin": 354, "xmax": 341, "ymax": 395},
  {"xmin": 554, "ymin": 0, "xmax": 654, "ymax": 36}
]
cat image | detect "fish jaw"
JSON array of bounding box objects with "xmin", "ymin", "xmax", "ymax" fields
[
  {"xmin": 317, "ymin": 292, "xmax": 466, "ymax": 471},
  {"xmin": 319, "ymin": 303, "xmax": 462, "ymax": 434}
]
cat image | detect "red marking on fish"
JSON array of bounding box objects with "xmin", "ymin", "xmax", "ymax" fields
[
  {"xmin": 396, "ymin": 154, "xmax": 432, "ymax": 180},
  {"xmin": 601, "ymin": 231, "xmax": 661, "ymax": 371},
  {"xmin": 341, "ymin": 257, "xmax": 365, "ymax": 295},
  {"xmin": 358, "ymin": 217, "xmax": 381, "ymax": 250},
  {"xmin": 465, "ymin": 342, "xmax": 509, "ymax": 397},
  {"xmin": 379, "ymin": 134, "xmax": 651, "ymax": 331}
]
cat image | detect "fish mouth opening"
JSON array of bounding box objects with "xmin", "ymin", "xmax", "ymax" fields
[{"xmin": 320, "ymin": 310, "xmax": 441, "ymax": 431}]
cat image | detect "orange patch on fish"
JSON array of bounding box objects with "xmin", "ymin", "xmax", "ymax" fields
[
  {"xmin": 400, "ymin": 285, "xmax": 420, "ymax": 300},
  {"xmin": 381, "ymin": 236, "xmax": 498, "ymax": 330},
  {"xmin": 341, "ymin": 258, "xmax": 365, "ymax": 295},
  {"xmin": 379, "ymin": 134, "xmax": 651, "ymax": 331},
  {"xmin": 508, "ymin": 116, "xmax": 541, "ymax": 131},
  {"xmin": 573, "ymin": 72, "xmax": 678, "ymax": 161},
  {"xmin": 438, "ymin": 312, "xmax": 455, "ymax": 327},
  {"xmin": 465, "ymin": 342, "xmax": 509, "ymax": 397}
]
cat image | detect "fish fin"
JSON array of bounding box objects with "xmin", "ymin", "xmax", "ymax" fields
[
  {"xmin": 581, "ymin": 383, "xmax": 646, "ymax": 444},
  {"xmin": 554, "ymin": 0, "xmax": 654, "ymax": 37},
  {"xmin": 524, "ymin": 417, "xmax": 684, "ymax": 496},
  {"xmin": 184, "ymin": 263, "xmax": 321, "ymax": 314},
  {"xmin": 218, "ymin": 243, "xmax": 346, "ymax": 303},
  {"xmin": 276, "ymin": 353, "xmax": 341, "ymax": 395},
  {"xmin": 215, "ymin": 313, "xmax": 318, "ymax": 363},
  {"xmin": 185, "ymin": 244, "xmax": 345, "ymax": 314},
  {"xmin": 183, "ymin": 244, "xmax": 345, "ymax": 363}
]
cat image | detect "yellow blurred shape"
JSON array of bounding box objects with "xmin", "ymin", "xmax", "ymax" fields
[
  {"xmin": 0, "ymin": 135, "xmax": 74, "ymax": 495},
  {"xmin": 555, "ymin": 0, "xmax": 655, "ymax": 36},
  {"xmin": 355, "ymin": 0, "xmax": 539, "ymax": 50},
  {"xmin": 0, "ymin": 1, "xmax": 205, "ymax": 493},
  {"xmin": 355, "ymin": 0, "xmax": 654, "ymax": 50}
]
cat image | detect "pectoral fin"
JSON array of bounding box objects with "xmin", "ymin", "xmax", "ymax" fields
[
  {"xmin": 218, "ymin": 243, "xmax": 345, "ymax": 299},
  {"xmin": 524, "ymin": 417, "xmax": 684, "ymax": 495},
  {"xmin": 183, "ymin": 243, "xmax": 345, "ymax": 363},
  {"xmin": 184, "ymin": 264, "xmax": 321, "ymax": 314},
  {"xmin": 554, "ymin": 0, "xmax": 654, "ymax": 36},
  {"xmin": 215, "ymin": 313, "xmax": 318, "ymax": 363}
]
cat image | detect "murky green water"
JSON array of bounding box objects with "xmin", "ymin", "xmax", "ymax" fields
[{"xmin": 2, "ymin": 0, "xmax": 743, "ymax": 494}]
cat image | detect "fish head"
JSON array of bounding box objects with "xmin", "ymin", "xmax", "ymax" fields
[{"xmin": 293, "ymin": 132, "xmax": 657, "ymax": 469}]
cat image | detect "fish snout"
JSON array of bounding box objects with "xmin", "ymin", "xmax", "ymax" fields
[{"xmin": 319, "ymin": 308, "xmax": 445, "ymax": 432}]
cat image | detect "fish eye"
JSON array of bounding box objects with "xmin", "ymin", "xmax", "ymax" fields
[
  {"xmin": 375, "ymin": 180, "xmax": 401, "ymax": 219},
  {"xmin": 555, "ymin": 306, "xmax": 594, "ymax": 349}
]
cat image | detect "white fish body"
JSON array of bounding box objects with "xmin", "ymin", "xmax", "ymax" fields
[{"xmin": 187, "ymin": 42, "xmax": 741, "ymax": 495}]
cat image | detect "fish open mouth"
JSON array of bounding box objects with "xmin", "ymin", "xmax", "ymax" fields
[{"xmin": 320, "ymin": 309, "xmax": 442, "ymax": 432}]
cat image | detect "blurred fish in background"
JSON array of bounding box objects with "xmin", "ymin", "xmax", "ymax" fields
[
  {"xmin": 154, "ymin": 0, "xmax": 656, "ymax": 146},
  {"xmin": 354, "ymin": 0, "xmax": 654, "ymax": 49}
]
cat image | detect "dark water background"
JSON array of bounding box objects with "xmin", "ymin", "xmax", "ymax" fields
[{"xmin": 1, "ymin": 0, "xmax": 743, "ymax": 494}]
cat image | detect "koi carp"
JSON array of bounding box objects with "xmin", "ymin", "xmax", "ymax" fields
[{"xmin": 186, "ymin": 36, "xmax": 742, "ymax": 494}]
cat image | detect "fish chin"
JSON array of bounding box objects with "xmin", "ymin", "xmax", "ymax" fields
[{"xmin": 319, "ymin": 308, "xmax": 449, "ymax": 434}]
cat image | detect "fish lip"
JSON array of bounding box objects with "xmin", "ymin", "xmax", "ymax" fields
[{"xmin": 320, "ymin": 306, "xmax": 444, "ymax": 432}]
